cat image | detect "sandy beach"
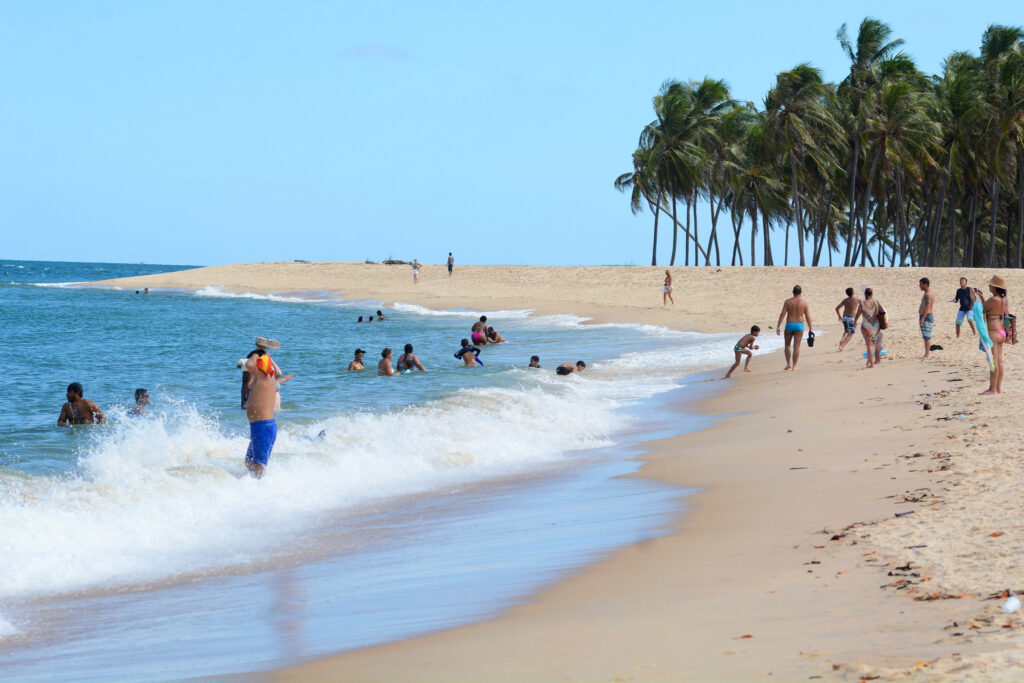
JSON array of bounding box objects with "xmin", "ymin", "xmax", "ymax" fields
[{"xmin": 99, "ymin": 263, "xmax": 1024, "ymax": 680}]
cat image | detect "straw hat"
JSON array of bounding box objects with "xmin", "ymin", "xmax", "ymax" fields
[
  {"xmin": 255, "ymin": 337, "xmax": 281, "ymax": 350},
  {"xmin": 988, "ymin": 274, "xmax": 1008, "ymax": 290}
]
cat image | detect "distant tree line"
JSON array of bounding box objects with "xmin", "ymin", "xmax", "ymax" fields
[{"xmin": 616, "ymin": 19, "xmax": 1024, "ymax": 268}]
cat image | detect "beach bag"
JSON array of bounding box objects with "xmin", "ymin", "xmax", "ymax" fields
[
  {"xmin": 877, "ymin": 304, "xmax": 888, "ymax": 330},
  {"xmin": 1004, "ymin": 301, "xmax": 1017, "ymax": 345}
]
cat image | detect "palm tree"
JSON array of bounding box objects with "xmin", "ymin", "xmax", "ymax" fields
[
  {"xmin": 615, "ymin": 147, "xmax": 661, "ymax": 265},
  {"xmin": 763, "ymin": 64, "xmax": 842, "ymax": 266}
]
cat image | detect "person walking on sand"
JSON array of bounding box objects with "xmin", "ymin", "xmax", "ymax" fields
[
  {"xmin": 412, "ymin": 259, "xmax": 421, "ymax": 284},
  {"xmin": 724, "ymin": 326, "xmax": 760, "ymax": 378},
  {"xmin": 776, "ymin": 285, "xmax": 812, "ymax": 371},
  {"xmin": 243, "ymin": 349, "xmax": 278, "ymax": 479},
  {"xmin": 919, "ymin": 278, "xmax": 936, "ymax": 360},
  {"xmin": 447, "ymin": 252, "xmax": 454, "ymax": 277},
  {"xmin": 834, "ymin": 287, "xmax": 859, "ymax": 351},
  {"xmin": 663, "ymin": 270, "xmax": 674, "ymax": 305},
  {"xmin": 57, "ymin": 382, "xmax": 106, "ymax": 425},
  {"xmin": 980, "ymin": 275, "xmax": 1009, "ymax": 395},
  {"xmin": 377, "ymin": 348, "xmax": 399, "ymax": 376},
  {"xmin": 952, "ymin": 277, "xmax": 976, "ymax": 338},
  {"xmin": 856, "ymin": 288, "xmax": 884, "ymax": 368}
]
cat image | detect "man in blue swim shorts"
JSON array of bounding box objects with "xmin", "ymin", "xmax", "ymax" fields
[
  {"xmin": 834, "ymin": 287, "xmax": 859, "ymax": 351},
  {"xmin": 776, "ymin": 284, "xmax": 813, "ymax": 371},
  {"xmin": 243, "ymin": 348, "xmax": 279, "ymax": 478},
  {"xmin": 919, "ymin": 277, "xmax": 936, "ymax": 360}
]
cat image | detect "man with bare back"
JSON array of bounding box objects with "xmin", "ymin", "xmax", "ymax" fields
[
  {"xmin": 776, "ymin": 285, "xmax": 813, "ymax": 371},
  {"xmin": 919, "ymin": 277, "xmax": 936, "ymax": 360},
  {"xmin": 834, "ymin": 287, "xmax": 860, "ymax": 351}
]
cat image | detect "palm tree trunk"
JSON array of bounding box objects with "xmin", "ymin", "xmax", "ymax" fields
[
  {"xmin": 650, "ymin": 190, "xmax": 662, "ymax": 266},
  {"xmin": 762, "ymin": 210, "xmax": 773, "ymax": 265},
  {"xmin": 947, "ymin": 188, "xmax": 959, "ymax": 267},
  {"xmin": 965, "ymin": 191, "xmax": 978, "ymax": 268},
  {"xmin": 861, "ymin": 148, "xmax": 882, "ymax": 267},
  {"xmin": 684, "ymin": 197, "xmax": 691, "ymax": 266},
  {"xmin": 707, "ymin": 195, "xmax": 724, "ymax": 266},
  {"xmin": 783, "ymin": 219, "xmax": 790, "ymax": 266},
  {"xmin": 789, "ymin": 157, "xmax": 805, "ymax": 266},
  {"xmin": 669, "ymin": 195, "xmax": 679, "ymax": 266},
  {"xmin": 1017, "ymin": 159, "xmax": 1024, "ymax": 268},
  {"xmin": 730, "ymin": 208, "xmax": 743, "ymax": 266},
  {"xmin": 844, "ymin": 136, "xmax": 859, "ymax": 267},
  {"xmin": 750, "ymin": 209, "xmax": 757, "ymax": 267},
  {"xmin": 986, "ymin": 175, "xmax": 1000, "ymax": 267},
  {"xmin": 692, "ymin": 197, "xmax": 700, "ymax": 266}
]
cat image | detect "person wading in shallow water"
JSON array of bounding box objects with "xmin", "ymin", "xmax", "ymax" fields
[
  {"xmin": 57, "ymin": 382, "xmax": 106, "ymax": 425},
  {"xmin": 243, "ymin": 349, "xmax": 278, "ymax": 479}
]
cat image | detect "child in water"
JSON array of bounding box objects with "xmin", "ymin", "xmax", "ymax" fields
[{"xmin": 724, "ymin": 325, "xmax": 761, "ymax": 379}]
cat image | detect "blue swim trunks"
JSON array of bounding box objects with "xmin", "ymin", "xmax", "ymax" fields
[
  {"xmin": 245, "ymin": 419, "xmax": 277, "ymax": 467},
  {"xmin": 842, "ymin": 316, "xmax": 856, "ymax": 334},
  {"xmin": 920, "ymin": 313, "xmax": 934, "ymax": 340},
  {"xmin": 785, "ymin": 322, "xmax": 804, "ymax": 333}
]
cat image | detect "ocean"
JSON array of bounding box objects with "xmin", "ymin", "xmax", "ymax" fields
[{"xmin": 0, "ymin": 259, "xmax": 780, "ymax": 679}]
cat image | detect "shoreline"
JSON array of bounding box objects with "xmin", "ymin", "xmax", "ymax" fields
[{"xmin": 95, "ymin": 263, "xmax": 1024, "ymax": 680}]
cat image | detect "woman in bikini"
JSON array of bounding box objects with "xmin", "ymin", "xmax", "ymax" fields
[
  {"xmin": 857, "ymin": 288, "xmax": 883, "ymax": 369},
  {"xmin": 663, "ymin": 270, "xmax": 674, "ymax": 305},
  {"xmin": 981, "ymin": 274, "xmax": 1008, "ymax": 395}
]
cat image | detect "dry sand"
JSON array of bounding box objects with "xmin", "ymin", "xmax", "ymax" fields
[{"xmin": 98, "ymin": 263, "xmax": 1024, "ymax": 680}]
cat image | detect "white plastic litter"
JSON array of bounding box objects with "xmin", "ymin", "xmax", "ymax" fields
[{"xmin": 1002, "ymin": 596, "xmax": 1021, "ymax": 614}]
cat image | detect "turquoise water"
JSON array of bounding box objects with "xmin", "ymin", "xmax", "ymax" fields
[{"xmin": 0, "ymin": 259, "xmax": 778, "ymax": 678}]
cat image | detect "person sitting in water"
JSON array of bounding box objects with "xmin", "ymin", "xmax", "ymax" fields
[
  {"xmin": 377, "ymin": 348, "xmax": 399, "ymax": 376},
  {"xmin": 129, "ymin": 388, "xmax": 150, "ymax": 415},
  {"xmin": 556, "ymin": 361, "xmax": 585, "ymax": 376},
  {"xmin": 58, "ymin": 382, "xmax": 106, "ymax": 425},
  {"xmin": 529, "ymin": 355, "xmax": 541, "ymax": 368},
  {"xmin": 471, "ymin": 316, "xmax": 488, "ymax": 345},
  {"xmin": 454, "ymin": 338, "xmax": 483, "ymax": 366},
  {"xmin": 376, "ymin": 310, "xmax": 386, "ymax": 321},
  {"xmin": 397, "ymin": 343, "xmax": 426, "ymax": 371},
  {"xmin": 348, "ymin": 348, "xmax": 367, "ymax": 371},
  {"xmin": 357, "ymin": 316, "xmax": 365, "ymax": 323},
  {"xmin": 367, "ymin": 316, "xmax": 375, "ymax": 322},
  {"xmin": 486, "ymin": 327, "xmax": 506, "ymax": 343}
]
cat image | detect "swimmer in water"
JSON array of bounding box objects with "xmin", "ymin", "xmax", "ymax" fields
[
  {"xmin": 556, "ymin": 361, "xmax": 585, "ymax": 376},
  {"xmin": 378, "ymin": 348, "xmax": 399, "ymax": 376},
  {"xmin": 486, "ymin": 327, "xmax": 506, "ymax": 343},
  {"xmin": 471, "ymin": 316, "xmax": 488, "ymax": 346},
  {"xmin": 455, "ymin": 338, "xmax": 483, "ymax": 366},
  {"xmin": 529, "ymin": 355, "xmax": 540, "ymax": 368},
  {"xmin": 376, "ymin": 310, "xmax": 386, "ymax": 321},
  {"xmin": 57, "ymin": 382, "xmax": 106, "ymax": 425},
  {"xmin": 129, "ymin": 388, "xmax": 150, "ymax": 415},
  {"xmin": 397, "ymin": 343, "xmax": 426, "ymax": 371},
  {"xmin": 348, "ymin": 348, "xmax": 366, "ymax": 371}
]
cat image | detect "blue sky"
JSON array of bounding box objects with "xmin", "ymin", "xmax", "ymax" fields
[{"xmin": 0, "ymin": 1, "xmax": 1014, "ymax": 267}]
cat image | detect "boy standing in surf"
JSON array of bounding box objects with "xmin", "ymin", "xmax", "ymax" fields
[{"xmin": 244, "ymin": 349, "xmax": 278, "ymax": 479}]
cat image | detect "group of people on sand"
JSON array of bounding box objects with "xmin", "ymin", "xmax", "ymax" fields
[{"xmin": 721, "ymin": 275, "xmax": 1013, "ymax": 396}]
